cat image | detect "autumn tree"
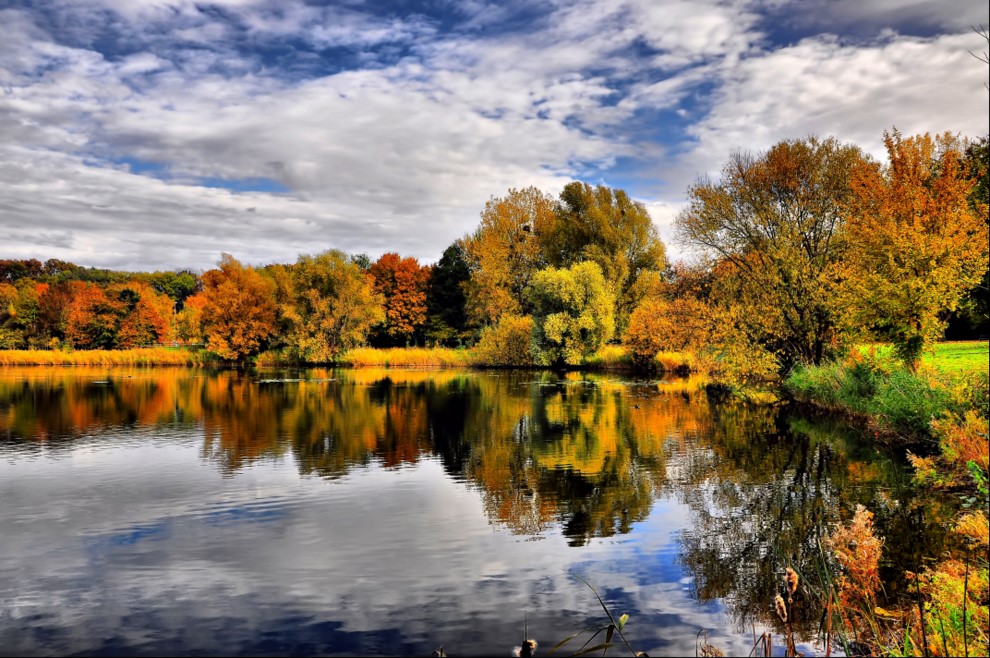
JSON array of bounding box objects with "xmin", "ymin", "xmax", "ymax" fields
[
  {"xmin": 35, "ymin": 281, "xmax": 73, "ymax": 347},
  {"xmin": 525, "ymin": 261, "xmax": 615, "ymax": 367},
  {"xmin": 463, "ymin": 186, "xmax": 557, "ymax": 326},
  {"xmin": 835, "ymin": 130, "xmax": 989, "ymax": 368},
  {"xmin": 176, "ymin": 292, "xmax": 207, "ymax": 344},
  {"xmin": 425, "ymin": 242, "xmax": 471, "ymax": 346},
  {"xmin": 280, "ymin": 250, "xmax": 384, "ymax": 363},
  {"xmin": 114, "ymin": 281, "xmax": 173, "ymax": 347},
  {"xmin": 64, "ymin": 282, "xmax": 125, "ymax": 349},
  {"xmin": 676, "ymin": 136, "xmax": 866, "ymax": 367},
  {"xmin": 200, "ymin": 254, "xmax": 278, "ymax": 360},
  {"xmin": 0, "ymin": 259, "xmax": 43, "ymax": 283},
  {"xmin": 544, "ymin": 182, "xmax": 666, "ymax": 334},
  {"xmin": 369, "ymin": 252, "xmax": 431, "ymax": 346},
  {"xmin": 624, "ymin": 297, "xmax": 710, "ymax": 368}
]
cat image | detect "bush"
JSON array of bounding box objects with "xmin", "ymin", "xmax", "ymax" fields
[
  {"xmin": 624, "ymin": 297, "xmax": 707, "ymax": 369},
  {"xmin": 472, "ymin": 314, "xmax": 535, "ymax": 367},
  {"xmin": 786, "ymin": 351, "xmax": 957, "ymax": 439}
]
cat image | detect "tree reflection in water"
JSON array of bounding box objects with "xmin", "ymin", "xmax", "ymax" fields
[{"xmin": 0, "ymin": 366, "xmax": 950, "ymax": 638}]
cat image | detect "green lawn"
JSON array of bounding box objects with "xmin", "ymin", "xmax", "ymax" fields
[
  {"xmin": 926, "ymin": 340, "xmax": 989, "ymax": 374},
  {"xmin": 861, "ymin": 341, "xmax": 988, "ymax": 375}
]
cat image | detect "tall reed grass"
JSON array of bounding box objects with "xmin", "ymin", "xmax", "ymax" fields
[
  {"xmin": 0, "ymin": 347, "xmax": 214, "ymax": 366},
  {"xmin": 338, "ymin": 347, "xmax": 474, "ymax": 368}
]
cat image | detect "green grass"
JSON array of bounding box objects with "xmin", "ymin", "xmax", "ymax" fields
[
  {"xmin": 859, "ymin": 341, "xmax": 988, "ymax": 375},
  {"xmin": 926, "ymin": 341, "xmax": 989, "ymax": 374}
]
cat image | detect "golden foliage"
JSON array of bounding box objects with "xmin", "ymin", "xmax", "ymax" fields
[
  {"xmin": 200, "ymin": 254, "xmax": 277, "ymax": 361},
  {"xmin": 835, "ymin": 131, "xmax": 989, "ymax": 368},
  {"xmin": 463, "ymin": 186, "xmax": 556, "ymax": 326},
  {"xmin": 827, "ymin": 504, "xmax": 883, "ymax": 625},
  {"xmin": 472, "ymin": 314, "xmax": 535, "ymax": 366},
  {"xmin": 676, "ymin": 137, "xmax": 864, "ymax": 366}
]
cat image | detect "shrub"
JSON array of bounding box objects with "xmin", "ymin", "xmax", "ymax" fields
[
  {"xmin": 472, "ymin": 314, "xmax": 535, "ymax": 367},
  {"xmin": 624, "ymin": 297, "xmax": 708, "ymax": 367}
]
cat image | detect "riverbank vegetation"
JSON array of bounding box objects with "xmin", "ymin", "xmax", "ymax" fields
[{"xmin": 2, "ymin": 131, "xmax": 986, "ymax": 386}]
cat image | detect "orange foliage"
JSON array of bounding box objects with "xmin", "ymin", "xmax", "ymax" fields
[
  {"xmin": 369, "ymin": 252, "xmax": 431, "ymax": 343},
  {"xmin": 200, "ymin": 254, "xmax": 277, "ymax": 360},
  {"xmin": 624, "ymin": 297, "xmax": 708, "ymax": 367},
  {"xmin": 827, "ymin": 504, "xmax": 883, "ymax": 628},
  {"xmin": 838, "ymin": 131, "xmax": 989, "ymax": 367}
]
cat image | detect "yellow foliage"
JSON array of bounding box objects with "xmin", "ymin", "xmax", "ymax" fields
[
  {"xmin": 955, "ymin": 511, "xmax": 989, "ymax": 550},
  {"xmin": 472, "ymin": 314, "xmax": 535, "ymax": 366}
]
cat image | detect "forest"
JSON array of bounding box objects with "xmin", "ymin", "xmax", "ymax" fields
[{"xmin": 1, "ymin": 130, "xmax": 987, "ymax": 381}]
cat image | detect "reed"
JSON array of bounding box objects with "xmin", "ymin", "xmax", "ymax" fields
[
  {"xmin": 584, "ymin": 344, "xmax": 633, "ymax": 369},
  {"xmin": 0, "ymin": 347, "xmax": 213, "ymax": 366},
  {"xmin": 338, "ymin": 346, "xmax": 474, "ymax": 368}
]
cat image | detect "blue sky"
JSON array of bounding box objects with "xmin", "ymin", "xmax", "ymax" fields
[{"xmin": 0, "ymin": 0, "xmax": 987, "ymax": 270}]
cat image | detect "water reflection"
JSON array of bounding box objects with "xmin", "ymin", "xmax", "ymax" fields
[{"xmin": 0, "ymin": 367, "xmax": 947, "ymax": 655}]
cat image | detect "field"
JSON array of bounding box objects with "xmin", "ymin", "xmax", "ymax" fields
[
  {"xmin": 861, "ymin": 340, "xmax": 989, "ymax": 375},
  {"xmin": 926, "ymin": 340, "xmax": 990, "ymax": 374}
]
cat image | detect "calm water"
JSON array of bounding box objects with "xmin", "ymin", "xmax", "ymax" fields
[{"xmin": 0, "ymin": 367, "xmax": 948, "ymax": 656}]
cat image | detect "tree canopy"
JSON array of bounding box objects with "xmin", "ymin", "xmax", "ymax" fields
[{"xmin": 676, "ymin": 136, "xmax": 866, "ymax": 366}]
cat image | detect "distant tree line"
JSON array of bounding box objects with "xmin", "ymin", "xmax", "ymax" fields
[{"xmin": 1, "ymin": 130, "xmax": 987, "ymax": 375}]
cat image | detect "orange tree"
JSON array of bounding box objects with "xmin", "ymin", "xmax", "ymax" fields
[
  {"xmin": 835, "ymin": 130, "xmax": 989, "ymax": 369},
  {"xmin": 369, "ymin": 252, "xmax": 430, "ymax": 346},
  {"xmin": 200, "ymin": 254, "xmax": 278, "ymax": 361}
]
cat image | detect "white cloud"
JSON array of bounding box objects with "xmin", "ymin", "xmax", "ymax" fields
[{"xmin": 0, "ymin": 0, "xmax": 986, "ymax": 270}]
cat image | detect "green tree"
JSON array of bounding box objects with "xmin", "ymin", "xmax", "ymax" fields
[
  {"xmin": 281, "ymin": 250, "xmax": 385, "ymax": 363},
  {"xmin": 675, "ymin": 136, "xmax": 866, "ymax": 367},
  {"xmin": 200, "ymin": 254, "xmax": 278, "ymax": 360},
  {"xmin": 425, "ymin": 242, "xmax": 471, "ymax": 346},
  {"xmin": 835, "ymin": 130, "xmax": 989, "ymax": 368},
  {"xmin": 525, "ymin": 261, "xmax": 615, "ymax": 367},
  {"xmin": 545, "ymin": 182, "xmax": 666, "ymax": 334}
]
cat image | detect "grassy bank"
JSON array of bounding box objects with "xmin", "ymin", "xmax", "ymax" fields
[
  {"xmin": 0, "ymin": 347, "xmax": 216, "ymax": 366},
  {"xmin": 786, "ymin": 349, "xmax": 988, "ymax": 441}
]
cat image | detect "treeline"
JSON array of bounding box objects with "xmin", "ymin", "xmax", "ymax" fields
[{"xmin": 1, "ymin": 130, "xmax": 987, "ymax": 376}]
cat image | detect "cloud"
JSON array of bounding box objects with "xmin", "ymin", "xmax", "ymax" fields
[{"xmin": 0, "ymin": 0, "xmax": 986, "ymax": 270}]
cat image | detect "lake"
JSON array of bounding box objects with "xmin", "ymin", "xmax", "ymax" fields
[{"xmin": 0, "ymin": 367, "xmax": 949, "ymax": 656}]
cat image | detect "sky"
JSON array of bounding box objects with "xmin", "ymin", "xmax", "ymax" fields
[{"xmin": 1, "ymin": 0, "xmax": 987, "ymax": 271}]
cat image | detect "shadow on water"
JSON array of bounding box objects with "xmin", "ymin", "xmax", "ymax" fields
[{"xmin": 0, "ymin": 367, "xmax": 955, "ymax": 655}]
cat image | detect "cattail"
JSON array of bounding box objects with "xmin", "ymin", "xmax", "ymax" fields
[
  {"xmin": 785, "ymin": 567, "xmax": 799, "ymax": 602},
  {"xmin": 774, "ymin": 593, "xmax": 788, "ymax": 623},
  {"xmin": 700, "ymin": 644, "xmax": 724, "ymax": 658},
  {"xmin": 513, "ymin": 639, "xmax": 537, "ymax": 657},
  {"xmin": 697, "ymin": 629, "xmax": 724, "ymax": 657}
]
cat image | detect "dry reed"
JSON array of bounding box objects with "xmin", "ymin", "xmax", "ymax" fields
[{"xmin": 0, "ymin": 347, "xmax": 210, "ymax": 366}]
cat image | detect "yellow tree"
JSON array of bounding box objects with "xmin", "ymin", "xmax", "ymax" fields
[
  {"xmin": 676, "ymin": 136, "xmax": 866, "ymax": 366},
  {"xmin": 546, "ymin": 182, "xmax": 667, "ymax": 334},
  {"xmin": 525, "ymin": 261, "xmax": 615, "ymax": 367},
  {"xmin": 836, "ymin": 130, "xmax": 989, "ymax": 368},
  {"xmin": 200, "ymin": 254, "xmax": 278, "ymax": 360},
  {"xmin": 281, "ymin": 250, "xmax": 384, "ymax": 363},
  {"xmin": 463, "ymin": 186, "xmax": 557, "ymax": 326}
]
